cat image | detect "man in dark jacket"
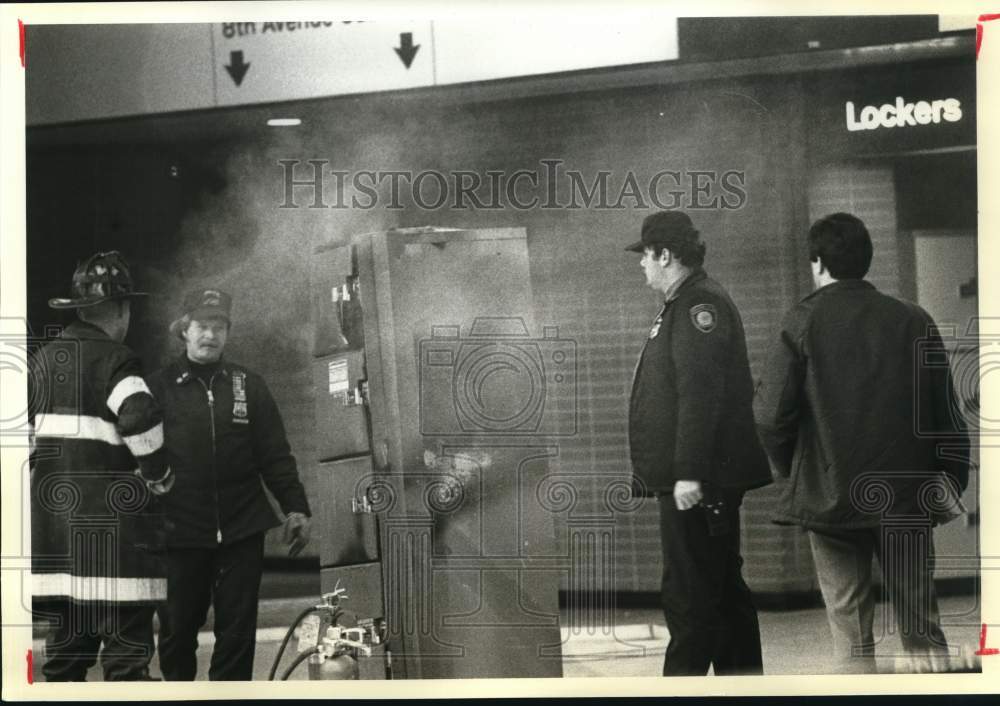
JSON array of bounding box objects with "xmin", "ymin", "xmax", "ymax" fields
[
  {"xmin": 755, "ymin": 213, "xmax": 970, "ymax": 673},
  {"xmin": 30, "ymin": 251, "xmax": 174, "ymax": 681},
  {"xmin": 627, "ymin": 211, "xmax": 772, "ymax": 676},
  {"xmin": 146, "ymin": 288, "xmax": 312, "ymax": 681}
]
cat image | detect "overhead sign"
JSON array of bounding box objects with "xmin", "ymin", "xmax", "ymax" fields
[
  {"xmin": 845, "ymin": 96, "xmax": 964, "ymax": 131},
  {"xmin": 212, "ymin": 19, "xmax": 678, "ymax": 105},
  {"xmin": 28, "ymin": 20, "xmax": 682, "ymax": 124},
  {"xmin": 808, "ymin": 61, "xmax": 975, "ymax": 156},
  {"xmin": 433, "ymin": 19, "xmax": 678, "ymax": 85},
  {"xmin": 212, "ymin": 21, "xmax": 434, "ymax": 106}
]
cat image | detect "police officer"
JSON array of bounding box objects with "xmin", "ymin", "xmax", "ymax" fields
[
  {"xmin": 626, "ymin": 211, "xmax": 771, "ymax": 676},
  {"xmin": 146, "ymin": 288, "xmax": 311, "ymax": 680},
  {"xmin": 30, "ymin": 251, "xmax": 173, "ymax": 681}
]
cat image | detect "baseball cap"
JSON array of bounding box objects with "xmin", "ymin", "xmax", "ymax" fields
[{"xmin": 625, "ymin": 211, "xmax": 699, "ymax": 253}]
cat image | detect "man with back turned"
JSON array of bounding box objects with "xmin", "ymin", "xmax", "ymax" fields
[
  {"xmin": 30, "ymin": 251, "xmax": 173, "ymax": 681},
  {"xmin": 755, "ymin": 213, "xmax": 970, "ymax": 673},
  {"xmin": 626, "ymin": 211, "xmax": 772, "ymax": 676}
]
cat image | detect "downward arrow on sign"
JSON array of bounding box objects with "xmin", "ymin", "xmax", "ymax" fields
[
  {"xmin": 394, "ymin": 33, "xmax": 420, "ymax": 69},
  {"xmin": 225, "ymin": 50, "xmax": 251, "ymax": 86}
]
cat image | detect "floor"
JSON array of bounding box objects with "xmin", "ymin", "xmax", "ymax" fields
[{"xmin": 30, "ymin": 592, "xmax": 983, "ymax": 681}]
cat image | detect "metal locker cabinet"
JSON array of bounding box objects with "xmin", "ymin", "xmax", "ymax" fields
[{"xmin": 313, "ymin": 227, "xmax": 563, "ymax": 679}]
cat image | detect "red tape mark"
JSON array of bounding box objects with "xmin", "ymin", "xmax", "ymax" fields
[
  {"xmin": 978, "ymin": 14, "xmax": 1000, "ymax": 60},
  {"xmin": 26, "ymin": 649, "xmax": 33, "ymax": 684},
  {"xmin": 976, "ymin": 623, "xmax": 999, "ymax": 656}
]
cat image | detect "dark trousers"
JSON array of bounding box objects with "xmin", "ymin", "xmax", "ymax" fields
[
  {"xmin": 809, "ymin": 526, "xmax": 949, "ymax": 673},
  {"xmin": 157, "ymin": 532, "xmax": 265, "ymax": 681},
  {"xmin": 658, "ymin": 491, "xmax": 763, "ymax": 676},
  {"xmin": 34, "ymin": 599, "xmax": 156, "ymax": 681}
]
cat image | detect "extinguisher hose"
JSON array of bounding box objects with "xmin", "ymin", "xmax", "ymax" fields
[
  {"xmin": 280, "ymin": 646, "xmax": 319, "ymax": 681},
  {"xmin": 268, "ymin": 606, "xmax": 321, "ymax": 681}
]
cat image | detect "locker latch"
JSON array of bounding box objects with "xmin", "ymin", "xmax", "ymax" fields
[
  {"xmin": 351, "ymin": 493, "xmax": 374, "ymax": 514},
  {"xmin": 330, "ymin": 278, "xmax": 358, "ymax": 303},
  {"xmin": 342, "ymin": 380, "xmax": 369, "ymax": 407}
]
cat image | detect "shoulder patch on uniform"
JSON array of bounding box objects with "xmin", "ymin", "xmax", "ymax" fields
[{"xmin": 689, "ymin": 303, "xmax": 717, "ymax": 333}]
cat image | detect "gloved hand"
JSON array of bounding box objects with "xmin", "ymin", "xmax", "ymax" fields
[
  {"xmin": 135, "ymin": 467, "xmax": 175, "ymax": 496},
  {"xmin": 284, "ymin": 512, "xmax": 311, "ymax": 557},
  {"xmin": 673, "ymin": 479, "xmax": 703, "ymax": 511}
]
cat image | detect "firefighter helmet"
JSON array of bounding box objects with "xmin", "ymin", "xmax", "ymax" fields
[{"xmin": 48, "ymin": 251, "xmax": 148, "ymax": 309}]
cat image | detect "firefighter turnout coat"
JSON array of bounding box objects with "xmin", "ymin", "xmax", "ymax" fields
[{"xmin": 30, "ymin": 320, "xmax": 169, "ymax": 603}]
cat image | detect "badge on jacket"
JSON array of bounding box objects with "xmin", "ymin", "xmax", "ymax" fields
[
  {"xmin": 689, "ymin": 303, "xmax": 717, "ymax": 333},
  {"xmin": 649, "ymin": 316, "xmax": 663, "ymax": 339},
  {"xmin": 232, "ymin": 372, "xmax": 249, "ymax": 423}
]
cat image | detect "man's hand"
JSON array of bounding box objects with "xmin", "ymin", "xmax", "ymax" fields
[
  {"xmin": 284, "ymin": 512, "xmax": 311, "ymax": 558},
  {"xmin": 673, "ymin": 480, "xmax": 703, "ymax": 511},
  {"xmin": 136, "ymin": 468, "xmax": 174, "ymax": 496}
]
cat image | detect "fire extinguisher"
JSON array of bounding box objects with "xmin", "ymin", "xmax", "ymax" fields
[
  {"xmin": 268, "ymin": 583, "xmax": 384, "ymax": 680},
  {"xmin": 268, "ymin": 585, "xmax": 349, "ymax": 681},
  {"xmin": 307, "ymin": 650, "xmax": 357, "ymax": 680},
  {"xmin": 307, "ymin": 625, "xmax": 371, "ymax": 680}
]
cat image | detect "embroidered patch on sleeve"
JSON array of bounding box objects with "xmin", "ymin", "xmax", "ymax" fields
[{"xmin": 689, "ymin": 303, "xmax": 718, "ymax": 333}]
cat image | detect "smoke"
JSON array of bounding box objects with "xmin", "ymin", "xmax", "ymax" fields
[{"xmin": 146, "ymin": 110, "xmax": 413, "ymax": 372}]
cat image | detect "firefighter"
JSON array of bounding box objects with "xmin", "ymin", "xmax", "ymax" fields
[
  {"xmin": 147, "ymin": 288, "xmax": 311, "ymax": 681},
  {"xmin": 30, "ymin": 251, "xmax": 174, "ymax": 681},
  {"xmin": 626, "ymin": 211, "xmax": 772, "ymax": 676}
]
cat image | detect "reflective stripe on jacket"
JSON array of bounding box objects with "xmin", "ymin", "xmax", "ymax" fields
[{"xmin": 30, "ymin": 320, "xmax": 168, "ymax": 603}]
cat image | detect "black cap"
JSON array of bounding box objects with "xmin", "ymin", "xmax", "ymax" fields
[
  {"xmin": 169, "ymin": 288, "xmax": 232, "ymax": 338},
  {"xmin": 625, "ymin": 211, "xmax": 699, "ymax": 253}
]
